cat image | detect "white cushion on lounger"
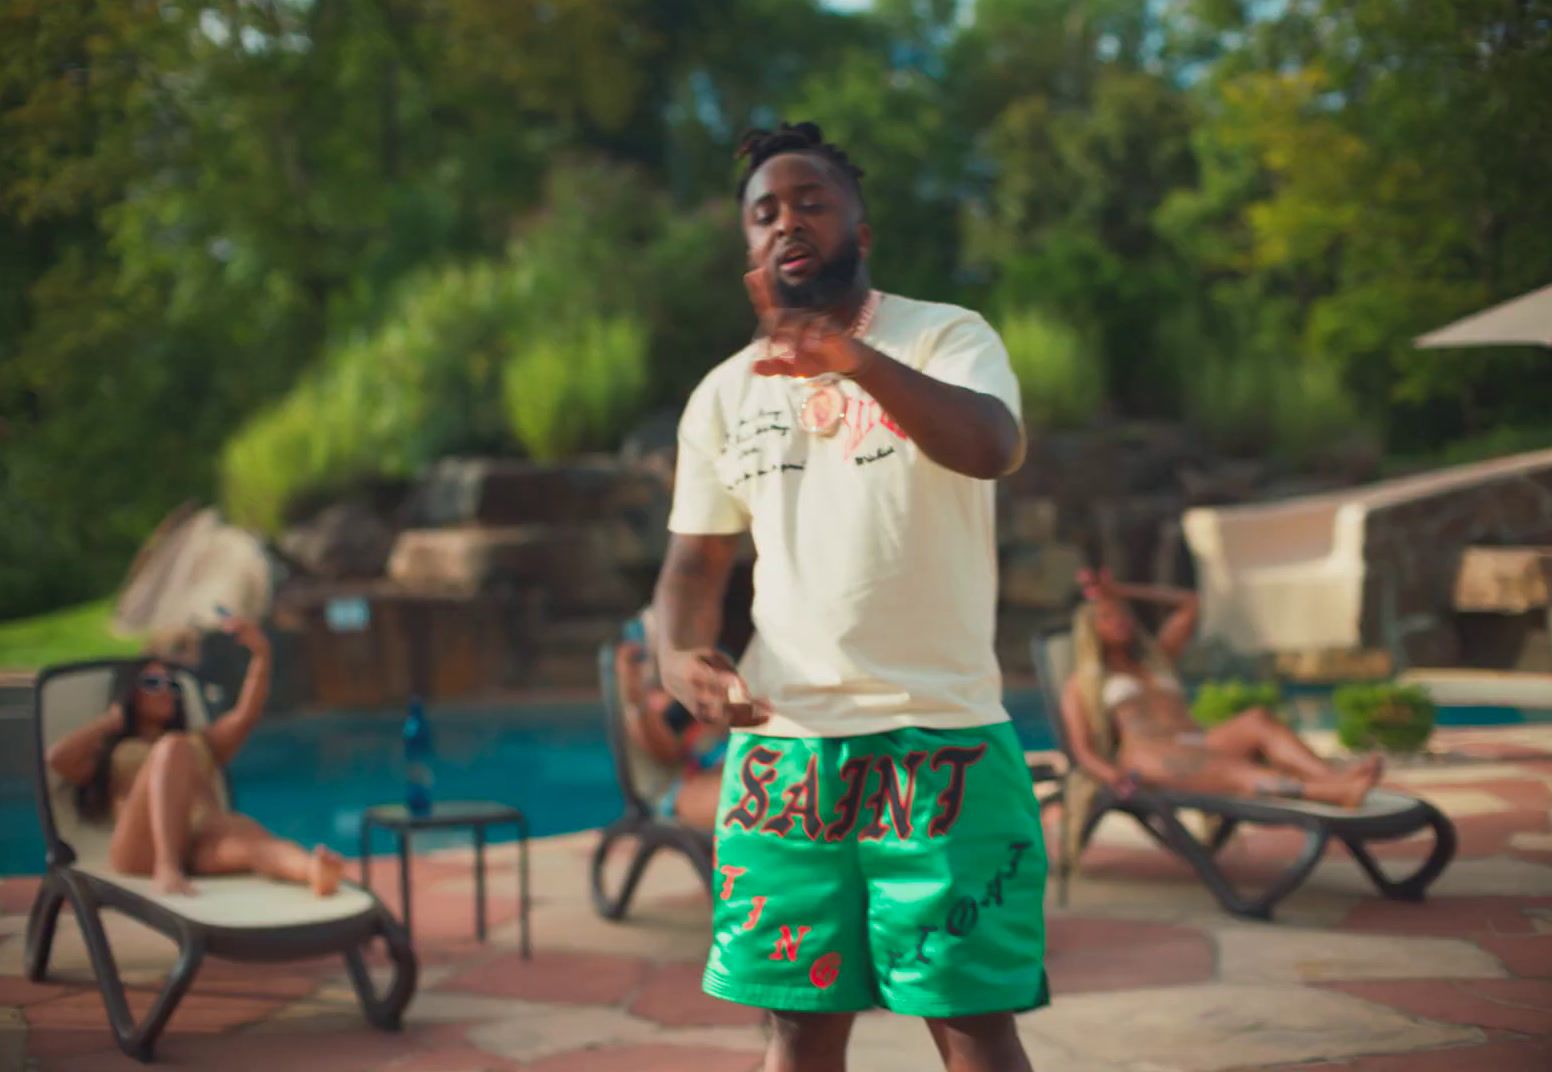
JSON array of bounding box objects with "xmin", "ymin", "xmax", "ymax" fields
[
  {"xmin": 1220, "ymin": 788, "xmax": 1422, "ymax": 821},
  {"xmin": 76, "ymin": 865, "xmax": 377, "ymax": 929}
]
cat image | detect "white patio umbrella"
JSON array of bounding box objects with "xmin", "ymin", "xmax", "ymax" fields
[{"xmin": 1414, "ymin": 281, "xmax": 1552, "ymax": 349}]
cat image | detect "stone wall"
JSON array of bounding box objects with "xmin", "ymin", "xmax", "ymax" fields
[
  {"xmin": 267, "ymin": 459, "xmax": 661, "ymax": 706},
  {"xmin": 1359, "ymin": 464, "xmax": 1552, "ymax": 668},
  {"xmin": 269, "ymin": 453, "xmax": 764, "ymax": 706},
  {"xmin": 259, "ymin": 421, "xmax": 1387, "ymax": 702},
  {"xmin": 992, "ymin": 422, "xmax": 1369, "ymax": 675}
]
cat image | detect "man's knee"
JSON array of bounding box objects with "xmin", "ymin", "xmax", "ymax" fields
[
  {"xmin": 928, "ymin": 1012, "xmax": 1027, "ymax": 1064},
  {"xmin": 928, "ymin": 1011, "xmax": 1019, "ymax": 1038},
  {"xmin": 767, "ymin": 1010, "xmax": 853, "ymax": 1051}
]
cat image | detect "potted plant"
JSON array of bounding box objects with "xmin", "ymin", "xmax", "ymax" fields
[
  {"xmin": 1191, "ymin": 679, "xmax": 1284, "ymax": 727},
  {"xmin": 1333, "ymin": 682, "xmax": 1436, "ymax": 754}
]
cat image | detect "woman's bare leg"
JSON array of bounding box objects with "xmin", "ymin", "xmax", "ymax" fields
[
  {"xmin": 674, "ymin": 769, "xmax": 725, "ymax": 830},
  {"xmin": 1126, "ymin": 746, "xmax": 1375, "ymax": 807},
  {"xmin": 190, "ymin": 813, "xmax": 344, "ymax": 896},
  {"xmin": 1205, "ymin": 708, "xmax": 1383, "ymax": 785},
  {"xmin": 108, "ymin": 733, "xmax": 202, "ymax": 895},
  {"xmin": 1205, "ymin": 708, "xmax": 1328, "ymax": 779}
]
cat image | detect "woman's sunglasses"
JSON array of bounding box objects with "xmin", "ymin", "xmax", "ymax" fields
[{"xmin": 138, "ymin": 673, "xmax": 182, "ymax": 695}]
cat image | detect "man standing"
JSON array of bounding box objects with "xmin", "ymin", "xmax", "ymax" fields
[{"xmin": 656, "ymin": 121, "xmax": 1047, "ymax": 1072}]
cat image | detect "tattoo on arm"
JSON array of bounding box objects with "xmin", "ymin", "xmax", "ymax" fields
[
  {"xmin": 851, "ymin": 351, "xmax": 1022, "ymax": 479},
  {"xmin": 654, "ymin": 535, "xmax": 736, "ymax": 655}
]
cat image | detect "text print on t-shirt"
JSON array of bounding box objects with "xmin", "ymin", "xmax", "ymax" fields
[
  {"xmin": 725, "ymin": 407, "xmax": 805, "ymax": 488},
  {"xmin": 837, "ymin": 394, "xmax": 907, "ymax": 462},
  {"xmin": 722, "ymin": 389, "xmax": 908, "ymax": 490}
]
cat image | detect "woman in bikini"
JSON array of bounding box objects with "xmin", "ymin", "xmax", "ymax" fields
[
  {"xmin": 1061, "ymin": 570, "xmax": 1382, "ymax": 807},
  {"xmin": 614, "ymin": 608, "xmax": 726, "ymax": 828},
  {"xmin": 47, "ymin": 618, "xmax": 345, "ymax": 895}
]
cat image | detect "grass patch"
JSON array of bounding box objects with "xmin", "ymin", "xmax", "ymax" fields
[{"xmin": 0, "ymin": 598, "xmax": 143, "ymax": 670}]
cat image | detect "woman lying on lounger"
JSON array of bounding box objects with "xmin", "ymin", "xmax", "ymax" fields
[
  {"xmin": 1062, "ymin": 570, "xmax": 1382, "ymax": 807},
  {"xmin": 47, "ymin": 618, "xmax": 344, "ymax": 896},
  {"xmin": 614, "ymin": 607, "xmax": 727, "ymax": 829}
]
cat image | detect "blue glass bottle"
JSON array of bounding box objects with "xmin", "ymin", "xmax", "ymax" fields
[{"xmin": 403, "ymin": 696, "xmax": 434, "ymax": 818}]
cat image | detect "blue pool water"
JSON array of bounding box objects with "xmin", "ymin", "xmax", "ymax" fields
[{"xmin": 1, "ymin": 691, "xmax": 1547, "ymax": 876}]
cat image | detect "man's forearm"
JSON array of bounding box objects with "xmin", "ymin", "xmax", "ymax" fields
[
  {"xmin": 653, "ymin": 533, "xmax": 738, "ymax": 659},
  {"xmin": 847, "ymin": 341, "xmax": 1024, "ymax": 479}
]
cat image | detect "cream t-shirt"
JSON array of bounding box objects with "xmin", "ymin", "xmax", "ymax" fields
[{"xmin": 667, "ymin": 292, "xmax": 1022, "ymax": 738}]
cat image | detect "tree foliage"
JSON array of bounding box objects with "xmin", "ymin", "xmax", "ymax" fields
[{"xmin": 3, "ymin": 0, "xmax": 1550, "ymax": 616}]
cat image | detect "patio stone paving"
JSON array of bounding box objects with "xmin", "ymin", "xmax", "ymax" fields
[{"xmin": 1, "ymin": 725, "xmax": 1549, "ymax": 1070}]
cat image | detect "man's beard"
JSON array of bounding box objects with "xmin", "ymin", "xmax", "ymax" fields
[{"xmin": 774, "ymin": 236, "xmax": 863, "ymax": 310}]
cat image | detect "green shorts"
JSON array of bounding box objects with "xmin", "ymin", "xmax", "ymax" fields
[{"xmin": 703, "ymin": 721, "xmax": 1050, "ymax": 1017}]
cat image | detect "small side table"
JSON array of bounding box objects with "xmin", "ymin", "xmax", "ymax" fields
[{"xmin": 360, "ymin": 801, "xmax": 531, "ymax": 957}]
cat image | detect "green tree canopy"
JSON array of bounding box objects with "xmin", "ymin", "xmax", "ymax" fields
[{"xmin": 3, "ymin": 0, "xmax": 1550, "ymax": 617}]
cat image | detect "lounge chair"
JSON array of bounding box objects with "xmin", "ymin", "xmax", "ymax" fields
[
  {"xmin": 590, "ymin": 642, "xmax": 715, "ymax": 920},
  {"xmin": 1030, "ymin": 630, "xmax": 1456, "ymax": 920},
  {"xmin": 23, "ymin": 660, "xmax": 416, "ymax": 1062}
]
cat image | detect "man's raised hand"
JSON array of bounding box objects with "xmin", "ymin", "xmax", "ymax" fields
[{"xmin": 743, "ymin": 264, "xmax": 861, "ymax": 379}]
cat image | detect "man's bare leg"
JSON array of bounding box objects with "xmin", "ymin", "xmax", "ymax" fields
[
  {"xmin": 765, "ymin": 1010, "xmax": 855, "ymax": 1072},
  {"xmin": 927, "ymin": 1013, "xmax": 1033, "ymax": 1072}
]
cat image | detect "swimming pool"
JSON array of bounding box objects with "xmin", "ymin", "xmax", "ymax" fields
[{"xmin": 1, "ymin": 692, "xmax": 1546, "ymax": 876}]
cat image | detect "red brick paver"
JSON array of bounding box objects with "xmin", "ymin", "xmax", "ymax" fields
[
  {"xmin": 628, "ymin": 960, "xmax": 764, "ymax": 1028},
  {"xmin": 22, "ymin": 1025, "xmax": 124, "ymax": 1069},
  {"xmin": 1261, "ymin": 1035, "xmax": 1552, "ymax": 1072},
  {"xmin": 435, "ymin": 949, "xmax": 652, "ymax": 1005},
  {"xmin": 1465, "ymin": 777, "xmax": 1552, "ymax": 810},
  {"xmin": 1045, "ymin": 915, "xmax": 1214, "ymax": 993},
  {"xmin": 1321, "ymin": 978, "xmax": 1552, "ymax": 1034},
  {"xmin": 0, "ymin": 975, "xmax": 84, "ymax": 1006},
  {"xmin": 523, "ymin": 1043, "xmax": 759, "ymax": 1072},
  {"xmin": 383, "ymin": 1022, "xmax": 523, "ymax": 1071},
  {"xmin": 4, "ymin": 725, "xmax": 1548, "ymax": 1072},
  {"xmin": 0, "ymin": 876, "xmax": 41, "ymax": 915},
  {"xmin": 1477, "ymin": 933, "xmax": 1552, "ymax": 978},
  {"xmin": 95, "ymin": 1024, "xmax": 414, "ymax": 1072},
  {"xmin": 25, "ymin": 986, "xmax": 282, "ymax": 1035},
  {"xmin": 1339, "ymin": 896, "xmax": 1552, "ymax": 937}
]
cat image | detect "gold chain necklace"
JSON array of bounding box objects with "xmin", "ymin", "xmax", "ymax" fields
[{"xmin": 796, "ymin": 290, "xmax": 881, "ymax": 437}]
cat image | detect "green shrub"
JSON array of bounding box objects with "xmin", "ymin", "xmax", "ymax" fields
[
  {"xmin": 221, "ymin": 258, "xmax": 521, "ymax": 531},
  {"xmin": 1191, "ymin": 679, "xmax": 1283, "ymax": 726},
  {"xmin": 222, "ymin": 162, "xmax": 662, "ymax": 530},
  {"xmin": 1333, "ymin": 682, "xmax": 1436, "ymax": 754},
  {"xmin": 1272, "ymin": 359, "xmax": 1365, "ymax": 465},
  {"xmin": 1184, "ymin": 348, "xmax": 1369, "ymax": 464},
  {"xmin": 636, "ymin": 203, "xmax": 749, "ymax": 405},
  {"xmin": 502, "ymin": 315, "xmax": 648, "ymax": 461},
  {"xmin": 999, "ymin": 309, "xmax": 1105, "ymax": 429}
]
